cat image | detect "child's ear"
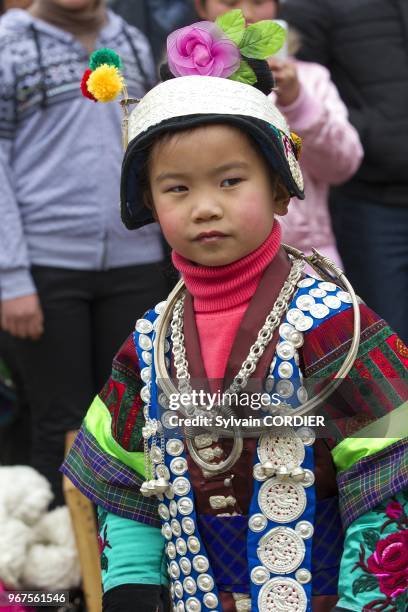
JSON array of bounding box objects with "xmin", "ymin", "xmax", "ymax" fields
[
  {"xmin": 194, "ymin": 0, "xmax": 207, "ymax": 19},
  {"xmin": 273, "ymin": 180, "xmax": 291, "ymax": 216}
]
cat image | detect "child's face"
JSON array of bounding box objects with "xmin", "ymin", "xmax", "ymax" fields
[
  {"xmin": 148, "ymin": 125, "xmax": 287, "ymax": 267},
  {"xmin": 195, "ymin": 0, "xmax": 278, "ymax": 24}
]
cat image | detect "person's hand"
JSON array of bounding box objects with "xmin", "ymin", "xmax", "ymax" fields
[
  {"xmin": 1, "ymin": 294, "xmax": 44, "ymax": 340},
  {"xmin": 267, "ymin": 57, "xmax": 301, "ymax": 106}
]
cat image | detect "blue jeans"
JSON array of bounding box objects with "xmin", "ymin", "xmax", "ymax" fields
[{"xmin": 330, "ymin": 194, "xmax": 408, "ymax": 343}]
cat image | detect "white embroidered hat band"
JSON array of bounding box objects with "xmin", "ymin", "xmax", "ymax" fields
[{"xmin": 127, "ymin": 75, "xmax": 290, "ymax": 144}]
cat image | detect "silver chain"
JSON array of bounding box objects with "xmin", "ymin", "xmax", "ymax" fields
[{"xmin": 170, "ymin": 257, "xmax": 305, "ymax": 413}]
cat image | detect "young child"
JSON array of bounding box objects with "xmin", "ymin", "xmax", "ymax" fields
[
  {"xmin": 62, "ymin": 13, "xmax": 408, "ymax": 612},
  {"xmin": 194, "ymin": 0, "xmax": 363, "ymax": 267}
]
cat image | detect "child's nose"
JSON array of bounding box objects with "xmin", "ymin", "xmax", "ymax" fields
[{"xmin": 191, "ymin": 198, "xmax": 223, "ymax": 222}]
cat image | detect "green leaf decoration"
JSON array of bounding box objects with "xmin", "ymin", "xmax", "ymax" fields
[
  {"xmin": 239, "ymin": 21, "xmax": 286, "ymax": 59},
  {"xmin": 372, "ymin": 503, "xmax": 388, "ymax": 515},
  {"xmin": 90, "ymin": 48, "xmax": 123, "ymax": 71},
  {"xmin": 101, "ymin": 553, "xmax": 109, "ymax": 572},
  {"xmin": 352, "ymin": 574, "xmax": 378, "ymax": 596},
  {"xmin": 229, "ymin": 60, "xmax": 257, "ymax": 86},
  {"xmin": 363, "ymin": 529, "xmax": 380, "ymax": 552},
  {"xmin": 216, "ymin": 9, "xmax": 245, "ymax": 45},
  {"xmin": 395, "ymin": 593, "xmax": 408, "ymax": 612}
]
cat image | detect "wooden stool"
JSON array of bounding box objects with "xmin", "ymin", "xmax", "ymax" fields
[{"xmin": 63, "ymin": 431, "xmax": 102, "ymax": 612}]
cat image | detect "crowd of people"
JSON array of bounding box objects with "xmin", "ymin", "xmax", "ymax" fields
[{"xmin": 0, "ymin": 1, "xmax": 407, "ymax": 612}]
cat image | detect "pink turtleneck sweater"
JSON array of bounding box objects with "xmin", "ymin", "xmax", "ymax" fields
[{"xmin": 172, "ymin": 222, "xmax": 281, "ymax": 380}]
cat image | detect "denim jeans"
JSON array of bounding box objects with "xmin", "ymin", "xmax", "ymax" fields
[{"xmin": 330, "ymin": 194, "xmax": 408, "ymax": 344}]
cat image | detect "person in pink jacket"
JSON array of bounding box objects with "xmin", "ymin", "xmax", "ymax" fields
[{"xmin": 194, "ymin": 0, "xmax": 364, "ymax": 267}]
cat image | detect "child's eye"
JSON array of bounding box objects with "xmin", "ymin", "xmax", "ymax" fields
[
  {"xmin": 221, "ymin": 178, "xmax": 242, "ymax": 187},
  {"xmin": 166, "ymin": 185, "xmax": 188, "ymax": 193}
]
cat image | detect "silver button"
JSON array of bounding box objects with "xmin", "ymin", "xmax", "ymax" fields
[
  {"xmin": 135, "ymin": 318, "xmax": 153, "ymax": 334},
  {"xmin": 185, "ymin": 597, "xmax": 201, "ymax": 612},
  {"xmin": 248, "ymin": 513, "xmax": 267, "ymax": 533},
  {"xmin": 174, "ymin": 580, "xmax": 183, "ymax": 599},
  {"xmin": 138, "ymin": 333, "xmax": 152, "ymax": 351},
  {"xmin": 154, "ymin": 301, "xmax": 167, "ymax": 314},
  {"xmin": 276, "ymin": 341, "xmax": 295, "ymax": 361},
  {"xmin": 158, "ymin": 393, "xmax": 169, "ymax": 408},
  {"xmin": 176, "ymin": 537, "xmax": 188, "ymax": 556},
  {"xmin": 309, "ymin": 287, "xmax": 326, "ymax": 298},
  {"xmin": 141, "ymin": 350, "xmax": 152, "ymax": 365},
  {"xmin": 309, "ymin": 303, "xmax": 330, "ymax": 319},
  {"xmin": 176, "ymin": 602, "xmax": 185, "ymax": 612},
  {"xmin": 183, "ymin": 577, "xmax": 197, "ymax": 595},
  {"xmin": 140, "ymin": 385, "xmax": 151, "ymax": 403},
  {"xmin": 173, "ymin": 477, "xmax": 191, "ymax": 496},
  {"xmin": 166, "ymin": 439, "xmax": 184, "ymax": 456},
  {"xmin": 203, "ymin": 593, "xmax": 218, "ymax": 609},
  {"xmin": 179, "ymin": 556, "xmax": 192, "ymax": 575},
  {"xmin": 158, "ymin": 503, "xmax": 170, "ymax": 520},
  {"xmin": 296, "ymin": 568, "xmax": 312, "ymax": 584},
  {"xmin": 276, "ymin": 379, "xmax": 294, "ymax": 398},
  {"xmin": 338, "ymin": 290, "xmax": 352, "ymax": 303},
  {"xmin": 297, "ymin": 386, "xmax": 308, "ymax": 404},
  {"xmin": 323, "ymin": 295, "xmax": 341, "ymax": 310},
  {"xmin": 197, "ymin": 573, "xmax": 214, "ymax": 592},
  {"xmin": 161, "ymin": 411, "xmax": 177, "ymax": 429},
  {"xmin": 253, "ymin": 463, "xmax": 267, "ymax": 481},
  {"xmin": 279, "ymin": 322, "xmax": 296, "ymax": 340},
  {"xmin": 140, "ymin": 366, "xmax": 151, "ymax": 383},
  {"xmin": 289, "ymin": 330, "xmax": 304, "ymax": 348},
  {"xmin": 251, "ymin": 566, "xmax": 270, "ymax": 585},
  {"xmin": 318, "ymin": 281, "xmax": 337, "ymax": 292},
  {"xmin": 295, "ymin": 520, "xmax": 314, "ymax": 539},
  {"xmin": 296, "ymin": 427, "xmax": 315, "ymax": 446},
  {"xmin": 187, "ymin": 536, "xmax": 201, "ymax": 554},
  {"xmin": 286, "ymin": 308, "xmax": 304, "ymax": 325},
  {"xmin": 296, "ymin": 295, "xmax": 315, "ymax": 311},
  {"xmin": 169, "ymin": 561, "xmax": 180, "ymax": 579},
  {"xmin": 170, "ymin": 457, "xmax": 188, "ymax": 476},
  {"xmin": 192, "ymin": 555, "xmax": 209, "ymax": 573},
  {"xmin": 295, "ymin": 315, "xmax": 313, "ymax": 331},
  {"xmin": 278, "ymin": 361, "xmax": 294, "ymax": 379},
  {"xmin": 162, "ymin": 522, "xmax": 172, "ymax": 540},
  {"xmin": 171, "ymin": 519, "xmax": 181, "ymax": 537},
  {"xmin": 178, "ymin": 497, "xmax": 193, "ymax": 515},
  {"xmin": 165, "ymin": 485, "xmax": 175, "ymax": 500},
  {"xmin": 181, "ymin": 517, "xmax": 195, "ymax": 535},
  {"xmin": 303, "ymin": 469, "xmax": 315, "ymax": 487},
  {"xmin": 297, "ymin": 277, "xmax": 315, "ymax": 288},
  {"xmin": 166, "ymin": 542, "xmax": 176, "ymax": 559}
]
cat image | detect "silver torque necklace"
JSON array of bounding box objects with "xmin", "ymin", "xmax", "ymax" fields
[
  {"xmin": 168, "ymin": 256, "xmax": 305, "ymax": 474},
  {"xmin": 154, "ymin": 245, "xmax": 362, "ymax": 476}
]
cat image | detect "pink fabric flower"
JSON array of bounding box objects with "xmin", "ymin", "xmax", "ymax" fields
[
  {"xmin": 367, "ymin": 529, "xmax": 408, "ymax": 599},
  {"xmin": 167, "ymin": 21, "xmax": 241, "ymax": 78},
  {"xmin": 386, "ymin": 501, "xmax": 404, "ymax": 519}
]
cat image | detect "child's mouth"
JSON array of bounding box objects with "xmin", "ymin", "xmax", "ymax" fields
[{"xmin": 195, "ymin": 231, "xmax": 228, "ymax": 243}]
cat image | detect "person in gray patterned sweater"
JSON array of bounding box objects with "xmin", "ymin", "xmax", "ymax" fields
[{"xmin": 0, "ymin": 0, "xmax": 169, "ymax": 506}]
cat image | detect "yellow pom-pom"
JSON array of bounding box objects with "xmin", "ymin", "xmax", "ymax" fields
[
  {"xmin": 290, "ymin": 131, "xmax": 303, "ymax": 159},
  {"xmin": 87, "ymin": 64, "xmax": 124, "ymax": 103}
]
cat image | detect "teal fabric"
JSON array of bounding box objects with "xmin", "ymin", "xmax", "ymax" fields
[
  {"xmin": 97, "ymin": 506, "xmax": 168, "ymax": 593},
  {"xmin": 337, "ymin": 491, "xmax": 408, "ymax": 611}
]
